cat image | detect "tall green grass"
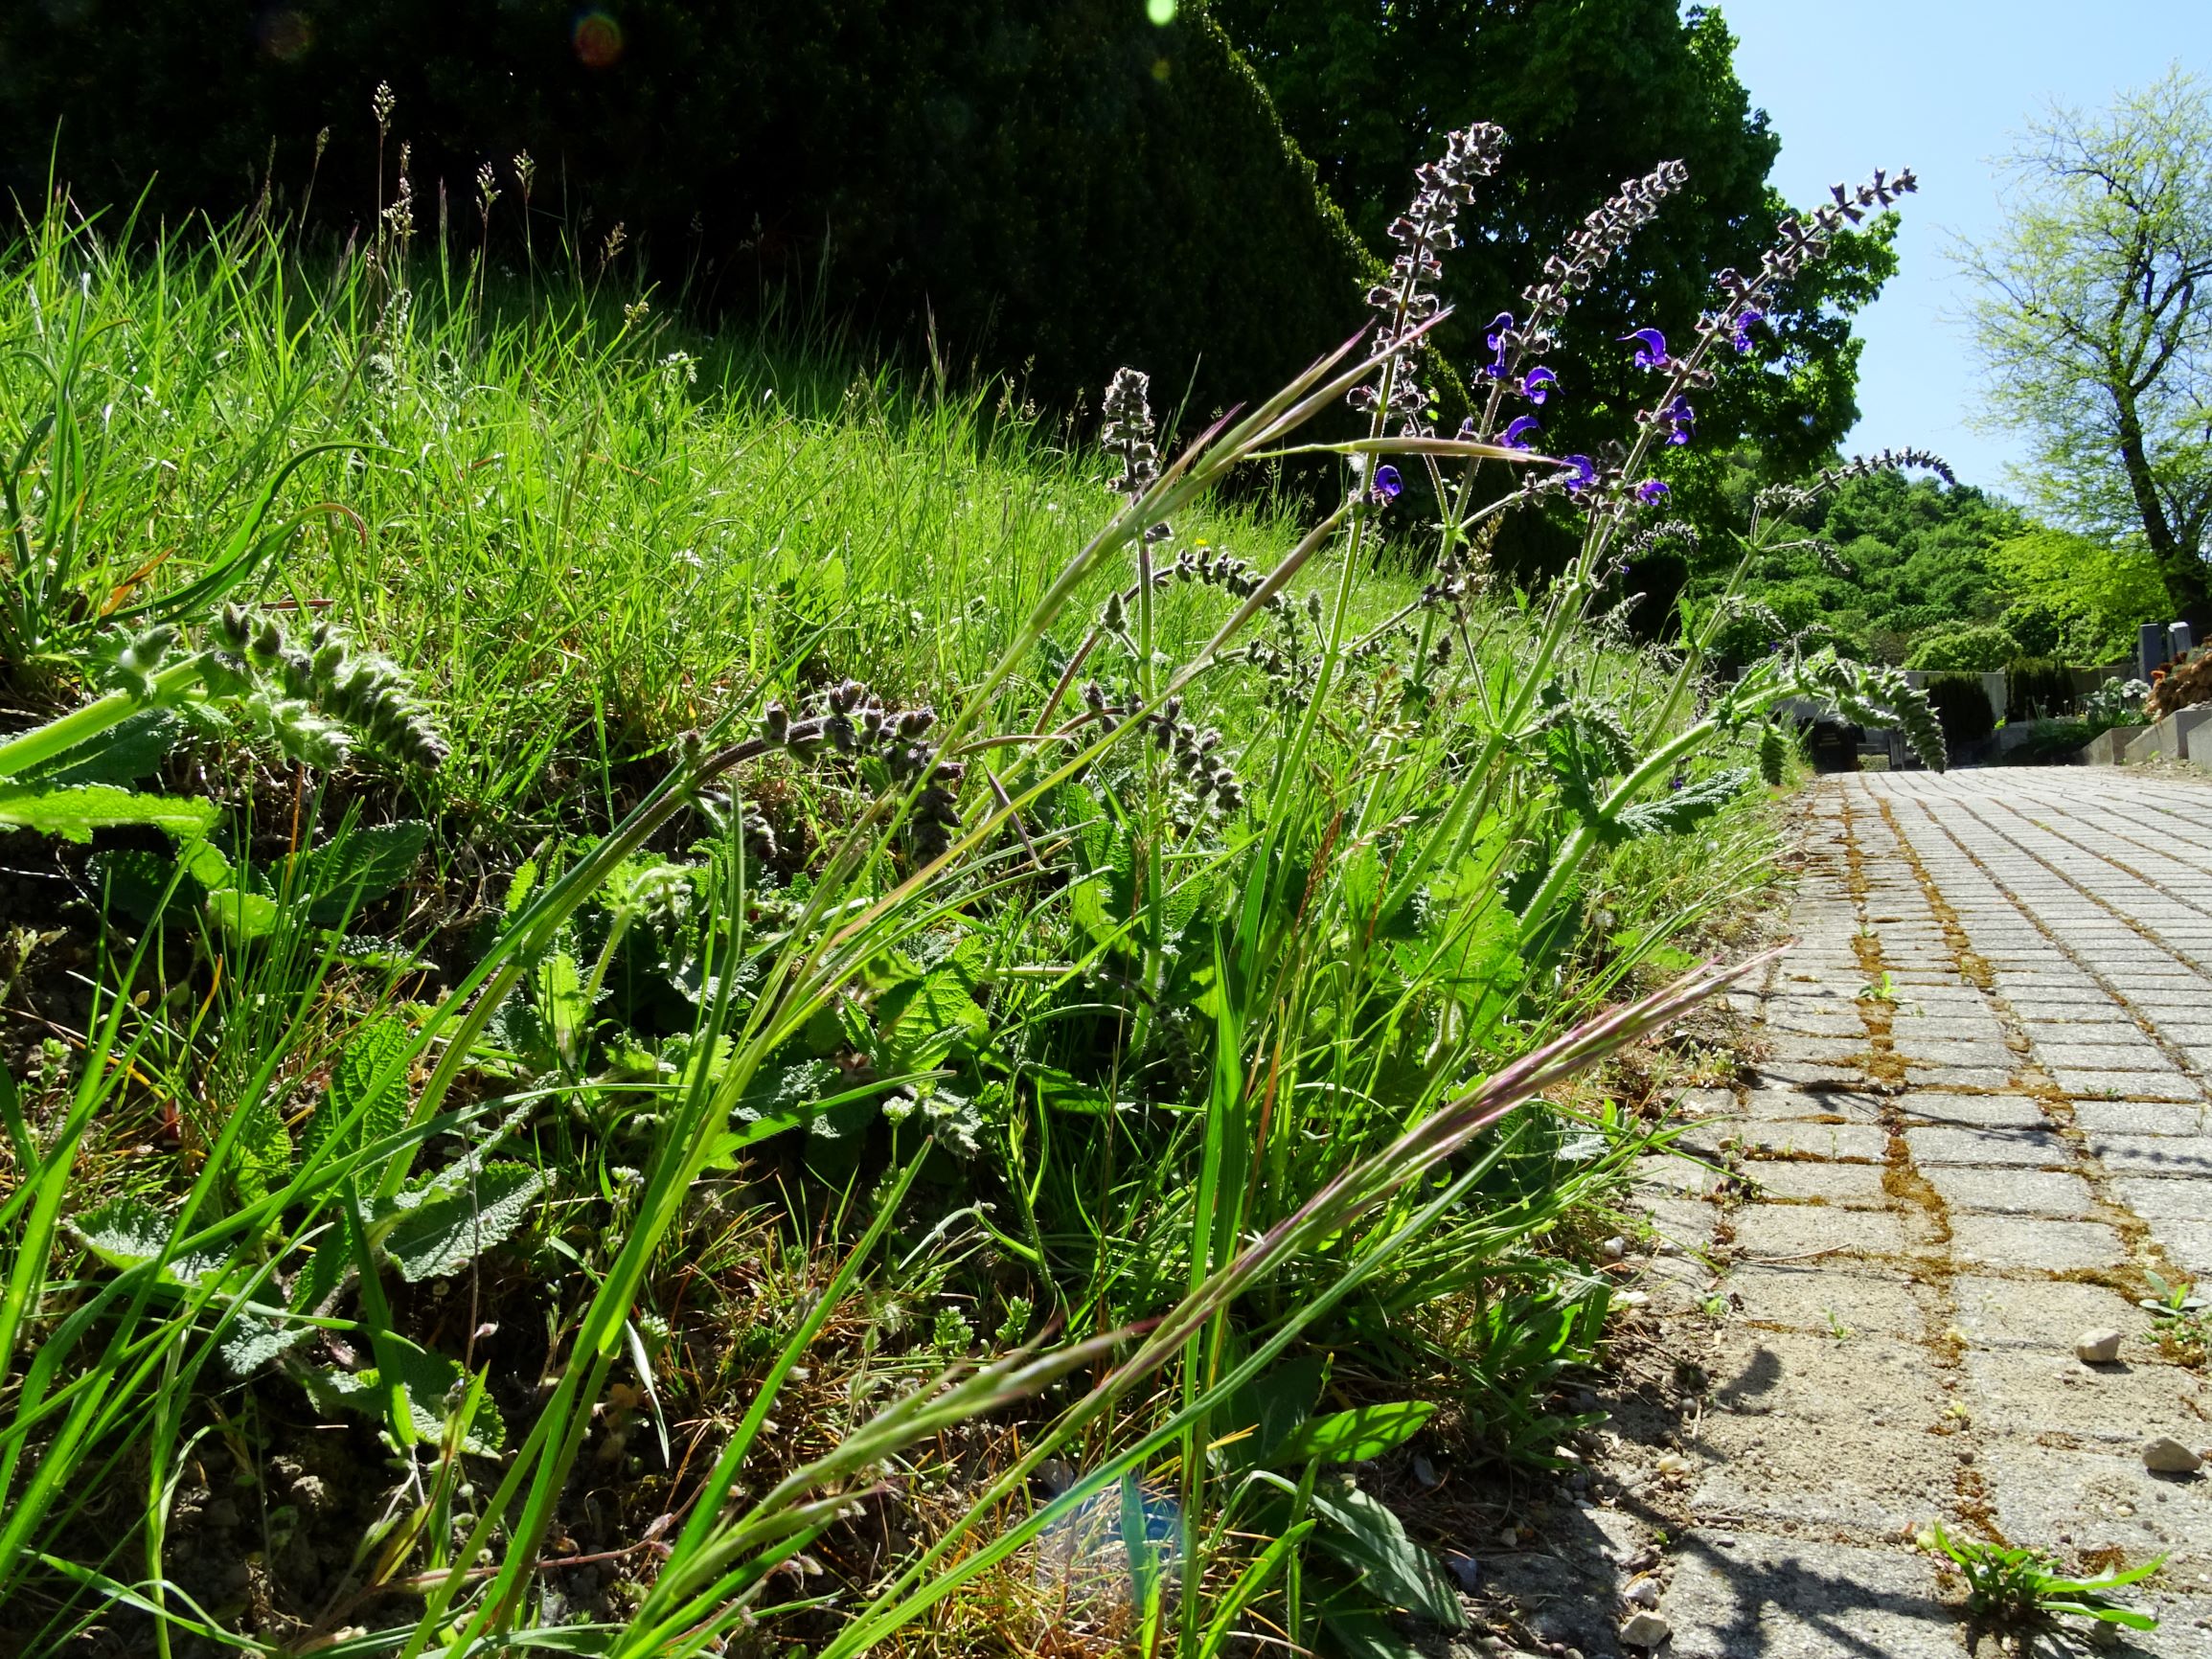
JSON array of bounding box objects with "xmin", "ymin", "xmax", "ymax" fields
[{"xmin": 0, "ymin": 148, "xmax": 1892, "ymax": 1657}]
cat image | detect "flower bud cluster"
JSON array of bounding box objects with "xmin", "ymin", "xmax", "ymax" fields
[
  {"xmin": 758, "ymin": 679, "xmax": 964, "ymax": 858},
  {"xmin": 207, "ymin": 604, "xmax": 448, "ymax": 770},
  {"xmin": 1081, "ymin": 682, "xmax": 1243, "ymax": 819},
  {"xmin": 1517, "ymin": 161, "xmax": 1689, "ymax": 352},
  {"xmin": 1758, "ymin": 445, "xmax": 1954, "ymax": 521},
  {"xmin": 1101, "ymin": 367, "xmax": 1172, "ymax": 543},
  {"xmin": 1351, "ymin": 123, "xmax": 1508, "ymax": 424}
]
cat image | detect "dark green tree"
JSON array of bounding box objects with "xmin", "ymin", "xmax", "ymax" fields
[{"xmin": 1214, "ymin": 0, "xmax": 1901, "ymax": 546}]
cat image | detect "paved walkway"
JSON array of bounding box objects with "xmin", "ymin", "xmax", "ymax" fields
[{"xmin": 1649, "ymin": 771, "xmax": 2212, "ymax": 1657}]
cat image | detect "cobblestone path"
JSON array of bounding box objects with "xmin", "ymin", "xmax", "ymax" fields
[{"xmin": 1646, "ymin": 771, "xmax": 2212, "ymax": 1656}]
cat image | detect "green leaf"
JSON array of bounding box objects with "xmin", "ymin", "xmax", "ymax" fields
[
  {"xmin": 1308, "ymin": 1482, "xmax": 1463, "ymax": 1628},
  {"xmin": 220, "ymin": 1236, "xmax": 347, "ymax": 1375},
  {"xmin": 1274, "ymin": 1401, "xmax": 1438, "ymax": 1466},
  {"xmin": 1613, "ymin": 768, "xmax": 1750, "ymax": 841},
  {"xmin": 1315, "ymin": 1606, "xmax": 1430, "ymax": 1659},
  {"xmin": 207, "ymin": 886, "xmax": 282, "ymax": 941},
  {"xmin": 301, "ymin": 820, "xmax": 429, "ymax": 923},
  {"xmin": 70, "ymin": 1198, "xmax": 227, "ymax": 1286},
  {"xmin": 0, "ymin": 784, "xmax": 218, "ymax": 842},
  {"xmin": 379, "ymin": 1161, "xmax": 550, "ymax": 1282},
  {"xmin": 877, "ymin": 950, "xmax": 990, "ymax": 1072},
  {"xmin": 23, "ymin": 709, "xmax": 181, "ymax": 786},
  {"xmin": 305, "ymin": 1340, "xmax": 505, "ymax": 1452},
  {"xmin": 231, "ymin": 1091, "xmax": 293, "ymax": 1207},
  {"xmin": 304, "ymin": 1016, "xmax": 414, "ymax": 1162}
]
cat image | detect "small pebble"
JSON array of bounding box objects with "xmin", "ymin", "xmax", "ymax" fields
[
  {"xmin": 1619, "ymin": 1612, "xmax": 1671, "ymax": 1648},
  {"xmin": 2143, "ymin": 1436, "xmax": 2203, "ymax": 1474},
  {"xmin": 1623, "ymin": 1575, "xmax": 1661, "ymax": 1607},
  {"xmin": 1602, "ymin": 1236, "xmax": 1628, "ymax": 1261},
  {"xmin": 2076, "ymin": 1329, "xmax": 2124, "ymax": 1364}
]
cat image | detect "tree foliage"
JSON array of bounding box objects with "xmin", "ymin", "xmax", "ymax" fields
[
  {"xmin": 1684, "ymin": 468, "xmax": 2025, "ymax": 664},
  {"xmin": 1212, "ymin": 0, "xmax": 1901, "ymax": 533},
  {"xmin": 1958, "ymin": 67, "xmax": 2212, "ymax": 618}
]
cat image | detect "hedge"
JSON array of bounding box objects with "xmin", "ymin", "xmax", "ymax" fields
[
  {"xmin": 1921, "ymin": 673, "xmax": 1996, "ymax": 746},
  {"xmin": 0, "ymin": 1, "xmax": 1378, "ymax": 421}
]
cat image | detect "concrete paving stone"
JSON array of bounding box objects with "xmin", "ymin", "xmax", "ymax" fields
[
  {"xmin": 1900, "ymin": 1094, "xmax": 2051, "ymax": 1128},
  {"xmin": 1902, "ymin": 1065, "xmax": 2023, "ymax": 1091},
  {"xmin": 1704, "ymin": 1329, "xmax": 1944, "ymax": 1422},
  {"xmin": 1948, "ymin": 1214, "xmax": 2128, "ymax": 1271},
  {"xmin": 1951, "ymin": 1275, "xmax": 2154, "ymax": 1351},
  {"xmin": 1894, "ymin": 1047, "xmax": 2021, "ymax": 1075},
  {"xmin": 1741, "ymin": 1088, "xmax": 1883, "ymax": 1124},
  {"xmin": 1750, "ymin": 1064, "xmax": 1880, "ymax": 1094},
  {"xmin": 2085, "ymin": 1134, "xmax": 2212, "ymax": 1177},
  {"xmin": 1659, "ymin": 1533, "xmax": 1963, "ymax": 1659},
  {"xmin": 1886, "ymin": 1015, "xmax": 2012, "ymax": 1040},
  {"xmin": 2070, "ymin": 1099, "xmax": 2212, "ymax": 1134},
  {"xmin": 1904, "ymin": 1125, "xmax": 2072, "ymax": 1167},
  {"xmin": 1765, "ymin": 1038, "xmax": 1872, "ymax": 1066},
  {"xmin": 2052, "ymin": 1068, "xmax": 2203, "ymax": 1102},
  {"xmin": 1980, "ymin": 1438, "xmax": 2212, "ymax": 1571},
  {"xmin": 1634, "ymin": 1151, "xmax": 1728, "ymax": 1196},
  {"xmin": 1922, "ymin": 1166, "xmax": 2095, "ymax": 1217},
  {"xmin": 1960, "ymin": 1346, "xmax": 2208, "ymax": 1446},
  {"xmin": 1643, "ymin": 1195, "xmax": 1721, "ymax": 1255},
  {"xmin": 1741, "ymin": 1161, "xmax": 1894, "ymax": 1208},
  {"xmin": 2151, "ymin": 1220, "xmax": 2212, "ymax": 1275},
  {"xmin": 1687, "ymin": 1415, "xmax": 1959, "ymax": 1539},
  {"xmin": 1732, "ymin": 1204, "xmax": 1916, "ymax": 1261},
  {"xmin": 1728, "ymin": 1264, "xmax": 1928, "ymax": 1339},
  {"xmin": 1737, "ymin": 1123, "xmax": 1893, "ymax": 1163},
  {"xmin": 2035, "ymin": 1041, "xmax": 2184, "ymax": 1068},
  {"xmin": 2110, "ymin": 1175, "xmax": 2206, "ymax": 1221}
]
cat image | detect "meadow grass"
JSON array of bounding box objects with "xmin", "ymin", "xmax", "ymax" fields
[{"xmin": 0, "ymin": 177, "xmax": 1836, "ymax": 1659}]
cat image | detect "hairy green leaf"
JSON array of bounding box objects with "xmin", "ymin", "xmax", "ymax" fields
[
  {"xmin": 380, "ymin": 1161, "xmax": 549, "ymax": 1282},
  {"xmin": 1273, "ymin": 1400, "xmax": 1437, "ymax": 1466},
  {"xmin": 0, "ymin": 784, "xmax": 217, "ymax": 842}
]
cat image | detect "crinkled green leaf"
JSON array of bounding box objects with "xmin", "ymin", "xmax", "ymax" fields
[
  {"xmin": 206, "ymin": 886, "xmax": 282, "ymax": 941},
  {"xmin": 70, "ymin": 1198, "xmax": 227, "ymax": 1286},
  {"xmin": 304, "ymin": 1016, "xmax": 413, "ymax": 1163},
  {"xmin": 1612, "ymin": 768, "xmax": 1750, "ymax": 842},
  {"xmin": 305, "ymin": 1340, "xmax": 504, "ymax": 1452},
  {"xmin": 0, "ymin": 784, "xmax": 217, "ymax": 842},
  {"xmin": 301, "ymin": 820, "xmax": 429, "ymax": 923},
  {"xmin": 220, "ymin": 1236, "xmax": 347, "ymax": 1375},
  {"xmin": 379, "ymin": 1162, "xmax": 549, "ymax": 1282},
  {"xmin": 24, "ymin": 710, "xmax": 181, "ymax": 786}
]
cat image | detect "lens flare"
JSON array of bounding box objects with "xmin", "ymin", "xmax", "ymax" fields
[
  {"xmin": 257, "ymin": 7, "xmax": 313, "ymax": 61},
  {"xmin": 573, "ymin": 10, "xmax": 624, "ymax": 68}
]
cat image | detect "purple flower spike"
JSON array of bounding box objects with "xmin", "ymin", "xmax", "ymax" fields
[
  {"xmin": 1635, "ymin": 478, "xmax": 1669, "ymax": 504},
  {"xmin": 1502, "ymin": 416, "xmax": 1541, "ymax": 450},
  {"xmin": 1622, "ymin": 328, "xmax": 1670, "ymax": 371},
  {"xmin": 1521, "ymin": 366, "xmax": 1558, "ymax": 405},
  {"xmin": 1731, "ymin": 308, "xmax": 1766, "ymax": 353},
  {"xmin": 1485, "ymin": 311, "xmax": 1516, "ymax": 352},
  {"xmin": 1373, "ymin": 464, "xmax": 1404, "ymax": 501},
  {"xmin": 1662, "ymin": 393, "xmax": 1696, "ymax": 446},
  {"xmin": 1560, "ymin": 454, "xmax": 1598, "ymax": 493}
]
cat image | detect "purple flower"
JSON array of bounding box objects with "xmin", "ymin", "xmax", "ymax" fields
[
  {"xmin": 1662, "ymin": 394, "xmax": 1695, "ymax": 445},
  {"xmin": 1731, "ymin": 308, "xmax": 1765, "ymax": 353},
  {"xmin": 1372, "ymin": 464, "xmax": 1403, "ymax": 501},
  {"xmin": 1622, "ymin": 328, "xmax": 1670, "ymax": 371},
  {"xmin": 1560, "ymin": 454, "xmax": 1598, "ymax": 493},
  {"xmin": 1502, "ymin": 416, "xmax": 1541, "ymax": 450},
  {"xmin": 1635, "ymin": 478, "xmax": 1669, "ymax": 504},
  {"xmin": 1486, "ymin": 309, "xmax": 1521, "ymax": 380},
  {"xmin": 1521, "ymin": 366, "xmax": 1558, "ymax": 405}
]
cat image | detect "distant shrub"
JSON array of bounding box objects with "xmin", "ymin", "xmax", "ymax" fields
[
  {"xmin": 0, "ymin": 0, "xmax": 1375, "ymax": 422},
  {"xmin": 1922, "ymin": 673, "xmax": 1996, "ymax": 744},
  {"xmin": 2004, "ymin": 657, "xmax": 2076, "ymax": 722},
  {"xmin": 1907, "ymin": 624, "xmax": 2020, "ymax": 672}
]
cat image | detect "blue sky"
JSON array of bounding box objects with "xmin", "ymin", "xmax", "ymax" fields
[{"xmin": 1708, "ymin": 0, "xmax": 2209, "ymax": 496}]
